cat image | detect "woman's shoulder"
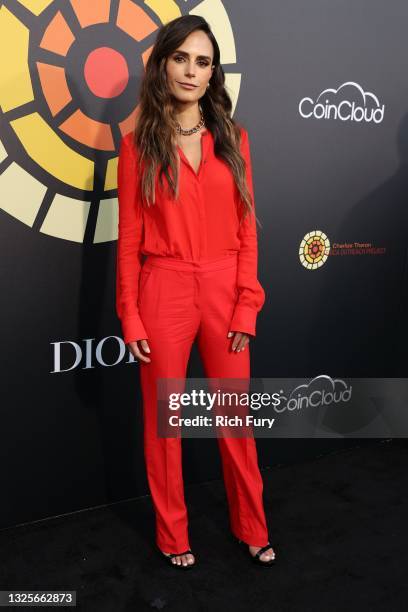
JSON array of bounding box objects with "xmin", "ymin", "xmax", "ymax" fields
[
  {"xmin": 119, "ymin": 131, "xmax": 141, "ymax": 163},
  {"xmin": 121, "ymin": 131, "xmax": 137, "ymax": 150},
  {"xmin": 234, "ymin": 124, "xmax": 249, "ymax": 148},
  {"xmin": 235, "ymin": 125, "xmax": 250, "ymax": 153},
  {"xmin": 238, "ymin": 124, "xmax": 249, "ymax": 140}
]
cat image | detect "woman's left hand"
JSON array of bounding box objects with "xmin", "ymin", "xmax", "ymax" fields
[{"xmin": 227, "ymin": 331, "xmax": 250, "ymax": 352}]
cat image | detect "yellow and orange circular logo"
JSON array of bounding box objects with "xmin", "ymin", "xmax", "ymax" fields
[
  {"xmin": 0, "ymin": 0, "xmax": 240, "ymax": 243},
  {"xmin": 299, "ymin": 230, "xmax": 331, "ymax": 269}
]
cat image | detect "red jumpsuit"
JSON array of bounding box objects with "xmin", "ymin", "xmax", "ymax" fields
[{"xmin": 116, "ymin": 126, "xmax": 269, "ymax": 553}]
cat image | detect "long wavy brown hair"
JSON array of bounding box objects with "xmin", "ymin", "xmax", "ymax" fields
[{"xmin": 131, "ymin": 14, "xmax": 261, "ymax": 227}]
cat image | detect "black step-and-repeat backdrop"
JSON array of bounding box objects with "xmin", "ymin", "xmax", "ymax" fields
[{"xmin": 1, "ymin": 0, "xmax": 407, "ymax": 528}]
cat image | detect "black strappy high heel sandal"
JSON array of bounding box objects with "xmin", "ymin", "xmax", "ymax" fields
[
  {"xmin": 158, "ymin": 547, "xmax": 196, "ymax": 570},
  {"xmin": 235, "ymin": 538, "xmax": 276, "ymax": 567}
]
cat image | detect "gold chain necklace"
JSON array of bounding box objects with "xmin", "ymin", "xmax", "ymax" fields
[{"xmin": 175, "ymin": 105, "xmax": 205, "ymax": 136}]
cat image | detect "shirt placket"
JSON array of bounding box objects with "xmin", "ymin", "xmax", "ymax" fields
[{"xmin": 178, "ymin": 134, "xmax": 209, "ymax": 261}]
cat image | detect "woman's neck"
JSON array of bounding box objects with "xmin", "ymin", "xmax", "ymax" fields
[{"xmin": 174, "ymin": 102, "xmax": 201, "ymax": 130}]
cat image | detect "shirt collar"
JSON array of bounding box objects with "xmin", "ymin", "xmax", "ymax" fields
[
  {"xmin": 201, "ymin": 128, "xmax": 212, "ymax": 159},
  {"xmin": 177, "ymin": 129, "xmax": 213, "ymax": 169}
]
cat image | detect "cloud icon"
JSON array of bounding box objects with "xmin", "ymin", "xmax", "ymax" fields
[{"xmin": 315, "ymin": 81, "xmax": 381, "ymax": 108}]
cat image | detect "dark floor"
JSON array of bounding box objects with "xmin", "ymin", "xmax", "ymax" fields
[{"xmin": 0, "ymin": 439, "xmax": 407, "ymax": 611}]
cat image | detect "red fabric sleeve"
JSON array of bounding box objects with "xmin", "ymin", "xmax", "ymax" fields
[
  {"xmin": 229, "ymin": 128, "xmax": 266, "ymax": 337},
  {"xmin": 115, "ymin": 134, "xmax": 149, "ymax": 343}
]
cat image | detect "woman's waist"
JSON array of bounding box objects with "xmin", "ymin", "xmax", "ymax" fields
[{"xmin": 142, "ymin": 251, "xmax": 238, "ymax": 272}]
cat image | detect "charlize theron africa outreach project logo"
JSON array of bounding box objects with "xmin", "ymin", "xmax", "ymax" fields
[{"xmin": 0, "ymin": 0, "xmax": 240, "ymax": 244}]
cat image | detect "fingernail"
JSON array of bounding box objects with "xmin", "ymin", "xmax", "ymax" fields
[{"xmin": 145, "ymin": 347, "xmax": 150, "ymax": 353}]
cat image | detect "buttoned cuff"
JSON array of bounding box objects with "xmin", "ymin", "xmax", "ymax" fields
[
  {"xmin": 121, "ymin": 314, "xmax": 149, "ymax": 344},
  {"xmin": 229, "ymin": 305, "xmax": 258, "ymax": 337}
]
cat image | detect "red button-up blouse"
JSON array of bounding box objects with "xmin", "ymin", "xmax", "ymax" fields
[{"xmin": 116, "ymin": 125, "xmax": 265, "ymax": 344}]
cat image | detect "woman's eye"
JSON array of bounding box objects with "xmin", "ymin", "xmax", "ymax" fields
[{"xmin": 173, "ymin": 56, "xmax": 209, "ymax": 67}]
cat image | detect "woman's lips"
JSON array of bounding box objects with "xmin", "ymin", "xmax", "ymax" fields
[{"xmin": 177, "ymin": 82, "xmax": 197, "ymax": 90}]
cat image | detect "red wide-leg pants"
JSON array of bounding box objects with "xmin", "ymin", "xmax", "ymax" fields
[{"xmin": 138, "ymin": 253, "xmax": 269, "ymax": 554}]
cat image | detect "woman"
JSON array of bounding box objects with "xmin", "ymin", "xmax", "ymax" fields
[{"xmin": 116, "ymin": 15, "xmax": 275, "ymax": 569}]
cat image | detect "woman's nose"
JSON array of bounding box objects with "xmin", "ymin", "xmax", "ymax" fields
[{"xmin": 185, "ymin": 64, "xmax": 195, "ymax": 76}]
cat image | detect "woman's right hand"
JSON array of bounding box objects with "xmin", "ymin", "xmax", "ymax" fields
[{"xmin": 128, "ymin": 339, "xmax": 151, "ymax": 363}]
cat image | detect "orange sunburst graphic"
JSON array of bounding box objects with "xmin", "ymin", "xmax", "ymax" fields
[
  {"xmin": 0, "ymin": 0, "xmax": 241, "ymax": 244},
  {"xmin": 299, "ymin": 230, "xmax": 331, "ymax": 269}
]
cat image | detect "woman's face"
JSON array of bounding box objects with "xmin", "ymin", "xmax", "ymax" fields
[{"xmin": 165, "ymin": 30, "xmax": 214, "ymax": 104}]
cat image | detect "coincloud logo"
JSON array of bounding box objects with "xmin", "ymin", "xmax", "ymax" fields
[{"xmin": 299, "ymin": 81, "xmax": 385, "ymax": 124}]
